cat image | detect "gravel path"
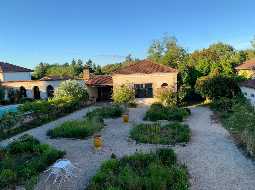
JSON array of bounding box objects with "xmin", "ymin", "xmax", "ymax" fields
[
  {"xmin": 1, "ymin": 105, "xmax": 255, "ymax": 190},
  {"xmin": 175, "ymin": 106, "xmax": 255, "ymax": 190}
]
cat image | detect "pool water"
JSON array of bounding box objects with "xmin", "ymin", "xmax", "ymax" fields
[{"xmin": 0, "ymin": 105, "xmax": 18, "ymax": 117}]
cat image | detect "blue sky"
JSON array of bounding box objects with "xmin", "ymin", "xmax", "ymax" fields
[{"xmin": 0, "ymin": 0, "xmax": 255, "ymax": 69}]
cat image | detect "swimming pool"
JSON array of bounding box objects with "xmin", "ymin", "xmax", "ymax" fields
[{"xmin": 0, "ymin": 105, "xmax": 18, "ymax": 117}]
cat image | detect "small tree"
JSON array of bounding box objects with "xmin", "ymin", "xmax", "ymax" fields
[
  {"xmin": 195, "ymin": 75, "xmax": 240, "ymax": 101},
  {"xmin": 112, "ymin": 84, "xmax": 135, "ymax": 105},
  {"xmin": 157, "ymin": 88, "xmax": 178, "ymax": 107},
  {"xmin": 54, "ymin": 80, "xmax": 89, "ymax": 102}
]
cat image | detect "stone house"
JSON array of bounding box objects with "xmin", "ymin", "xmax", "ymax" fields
[
  {"xmin": 85, "ymin": 60, "xmax": 178, "ymax": 104},
  {"xmin": 235, "ymin": 59, "xmax": 255, "ymax": 78},
  {"xmin": 0, "ymin": 62, "xmax": 84, "ymax": 100}
]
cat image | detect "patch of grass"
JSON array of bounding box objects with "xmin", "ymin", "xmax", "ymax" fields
[
  {"xmin": 0, "ymin": 134, "xmax": 64, "ymax": 189},
  {"xmin": 86, "ymin": 104, "xmax": 123, "ymax": 119},
  {"xmin": 86, "ymin": 148, "xmax": 189, "ymax": 190},
  {"xmin": 47, "ymin": 116, "xmax": 104, "ymax": 139},
  {"xmin": 144, "ymin": 103, "xmax": 190, "ymax": 122},
  {"xmin": 130, "ymin": 122, "xmax": 190, "ymax": 145}
]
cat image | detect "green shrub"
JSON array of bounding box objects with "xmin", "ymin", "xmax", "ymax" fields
[
  {"xmin": 53, "ymin": 80, "xmax": 89, "ymax": 101},
  {"xmin": 112, "ymin": 84, "xmax": 135, "ymax": 104},
  {"xmin": 86, "ymin": 149, "xmax": 189, "ymax": 190},
  {"xmin": 130, "ymin": 123, "xmax": 190, "ymax": 145},
  {"xmin": 86, "ymin": 105, "xmax": 123, "ymax": 119},
  {"xmin": 144, "ymin": 103, "xmax": 190, "ymax": 122},
  {"xmin": 0, "ymin": 112, "xmax": 22, "ymax": 131},
  {"xmin": 47, "ymin": 116, "xmax": 104, "ymax": 139},
  {"xmin": 210, "ymin": 97, "xmax": 233, "ymax": 112},
  {"xmin": 215, "ymin": 96, "xmax": 255, "ymax": 157},
  {"xmin": 0, "ymin": 135, "xmax": 64, "ymax": 189},
  {"xmin": 195, "ymin": 75, "xmax": 240, "ymax": 101},
  {"xmin": 1, "ymin": 95, "xmax": 88, "ymax": 140},
  {"xmin": 157, "ymin": 88, "xmax": 178, "ymax": 107},
  {"xmin": 0, "ymin": 169, "xmax": 17, "ymax": 189}
]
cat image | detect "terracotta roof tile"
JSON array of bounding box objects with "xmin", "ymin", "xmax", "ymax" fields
[
  {"xmin": 0, "ymin": 62, "xmax": 33, "ymax": 72},
  {"xmin": 85, "ymin": 75, "xmax": 113, "ymax": 86},
  {"xmin": 113, "ymin": 60, "xmax": 177, "ymax": 74},
  {"xmin": 240, "ymin": 79, "xmax": 255, "ymax": 89},
  {"xmin": 235, "ymin": 59, "xmax": 255, "ymax": 70}
]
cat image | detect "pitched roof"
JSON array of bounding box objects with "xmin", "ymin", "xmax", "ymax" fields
[
  {"xmin": 85, "ymin": 75, "xmax": 113, "ymax": 86},
  {"xmin": 113, "ymin": 60, "xmax": 177, "ymax": 74},
  {"xmin": 240, "ymin": 79, "xmax": 255, "ymax": 89},
  {"xmin": 0, "ymin": 62, "xmax": 33, "ymax": 73},
  {"xmin": 235, "ymin": 59, "xmax": 255, "ymax": 70}
]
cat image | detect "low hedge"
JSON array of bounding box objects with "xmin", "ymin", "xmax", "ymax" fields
[
  {"xmin": 130, "ymin": 122, "xmax": 190, "ymax": 145},
  {"xmin": 47, "ymin": 105, "xmax": 123, "ymax": 139},
  {"xmin": 86, "ymin": 148, "xmax": 189, "ymax": 190},
  {"xmin": 0, "ymin": 134, "xmax": 64, "ymax": 189},
  {"xmin": 86, "ymin": 104, "xmax": 123, "ymax": 119},
  {"xmin": 0, "ymin": 97, "xmax": 89, "ymax": 140},
  {"xmin": 47, "ymin": 116, "xmax": 104, "ymax": 139},
  {"xmin": 144, "ymin": 103, "xmax": 190, "ymax": 122}
]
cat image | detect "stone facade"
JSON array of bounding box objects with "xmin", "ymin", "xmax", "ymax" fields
[
  {"xmin": 2, "ymin": 79, "xmax": 85, "ymax": 100},
  {"xmin": 112, "ymin": 72, "xmax": 178, "ymax": 104}
]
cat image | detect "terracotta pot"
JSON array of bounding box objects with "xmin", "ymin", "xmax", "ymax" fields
[
  {"xmin": 94, "ymin": 135, "xmax": 102, "ymax": 149},
  {"xmin": 122, "ymin": 114, "xmax": 129, "ymax": 123}
]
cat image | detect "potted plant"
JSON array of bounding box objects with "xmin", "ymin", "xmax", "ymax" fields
[
  {"xmin": 93, "ymin": 134, "xmax": 102, "ymax": 150},
  {"xmin": 112, "ymin": 84, "xmax": 135, "ymax": 123}
]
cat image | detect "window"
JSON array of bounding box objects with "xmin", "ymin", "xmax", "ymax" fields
[
  {"xmin": 134, "ymin": 83, "xmax": 153, "ymax": 98},
  {"xmin": 244, "ymin": 92, "xmax": 247, "ymax": 96},
  {"xmin": 161, "ymin": 83, "xmax": 168, "ymax": 88},
  {"xmin": 251, "ymin": 94, "xmax": 255, "ymax": 98},
  {"xmin": 47, "ymin": 85, "xmax": 54, "ymax": 98}
]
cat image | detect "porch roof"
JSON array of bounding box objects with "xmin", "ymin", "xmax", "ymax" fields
[{"xmin": 85, "ymin": 75, "xmax": 113, "ymax": 86}]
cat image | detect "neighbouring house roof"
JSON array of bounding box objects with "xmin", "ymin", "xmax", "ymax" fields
[
  {"xmin": 240, "ymin": 79, "xmax": 255, "ymax": 89},
  {"xmin": 40, "ymin": 76, "xmax": 72, "ymax": 81},
  {"xmin": 0, "ymin": 62, "xmax": 33, "ymax": 73},
  {"xmin": 85, "ymin": 75, "xmax": 113, "ymax": 86},
  {"xmin": 113, "ymin": 60, "xmax": 177, "ymax": 74},
  {"xmin": 235, "ymin": 59, "xmax": 255, "ymax": 70}
]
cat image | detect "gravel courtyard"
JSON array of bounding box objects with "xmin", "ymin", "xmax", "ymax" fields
[{"xmin": 1, "ymin": 105, "xmax": 255, "ymax": 190}]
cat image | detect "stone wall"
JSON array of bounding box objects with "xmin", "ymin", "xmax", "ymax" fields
[
  {"xmin": 112, "ymin": 72, "xmax": 178, "ymax": 104},
  {"xmin": 1, "ymin": 79, "xmax": 87, "ymax": 100}
]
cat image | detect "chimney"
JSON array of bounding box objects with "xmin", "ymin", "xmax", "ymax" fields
[{"xmin": 83, "ymin": 66, "xmax": 91, "ymax": 81}]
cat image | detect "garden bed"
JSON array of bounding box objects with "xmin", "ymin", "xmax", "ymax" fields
[
  {"xmin": 0, "ymin": 134, "xmax": 64, "ymax": 189},
  {"xmin": 0, "ymin": 98, "xmax": 91, "ymax": 140},
  {"xmin": 86, "ymin": 148, "xmax": 189, "ymax": 190},
  {"xmin": 130, "ymin": 122, "xmax": 190, "ymax": 145},
  {"xmin": 211, "ymin": 96, "xmax": 255, "ymax": 157},
  {"xmin": 47, "ymin": 117, "xmax": 104, "ymax": 139},
  {"xmin": 47, "ymin": 105, "xmax": 123, "ymax": 139},
  {"xmin": 144, "ymin": 103, "xmax": 190, "ymax": 122}
]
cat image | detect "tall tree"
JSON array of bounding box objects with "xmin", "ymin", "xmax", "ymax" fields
[
  {"xmin": 32, "ymin": 62, "xmax": 50, "ymax": 79},
  {"xmin": 147, "ymin": 35, "xmax": 188, "ymax": 69}
]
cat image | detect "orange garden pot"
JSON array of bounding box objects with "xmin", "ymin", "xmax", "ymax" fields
[
  {"xmin": 122, "ymin": 114, "xmax": 129, "ymax": 123},
  {"xmin": 94, "ymin": 135, "xmax": 102, "ymax": 150}
]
